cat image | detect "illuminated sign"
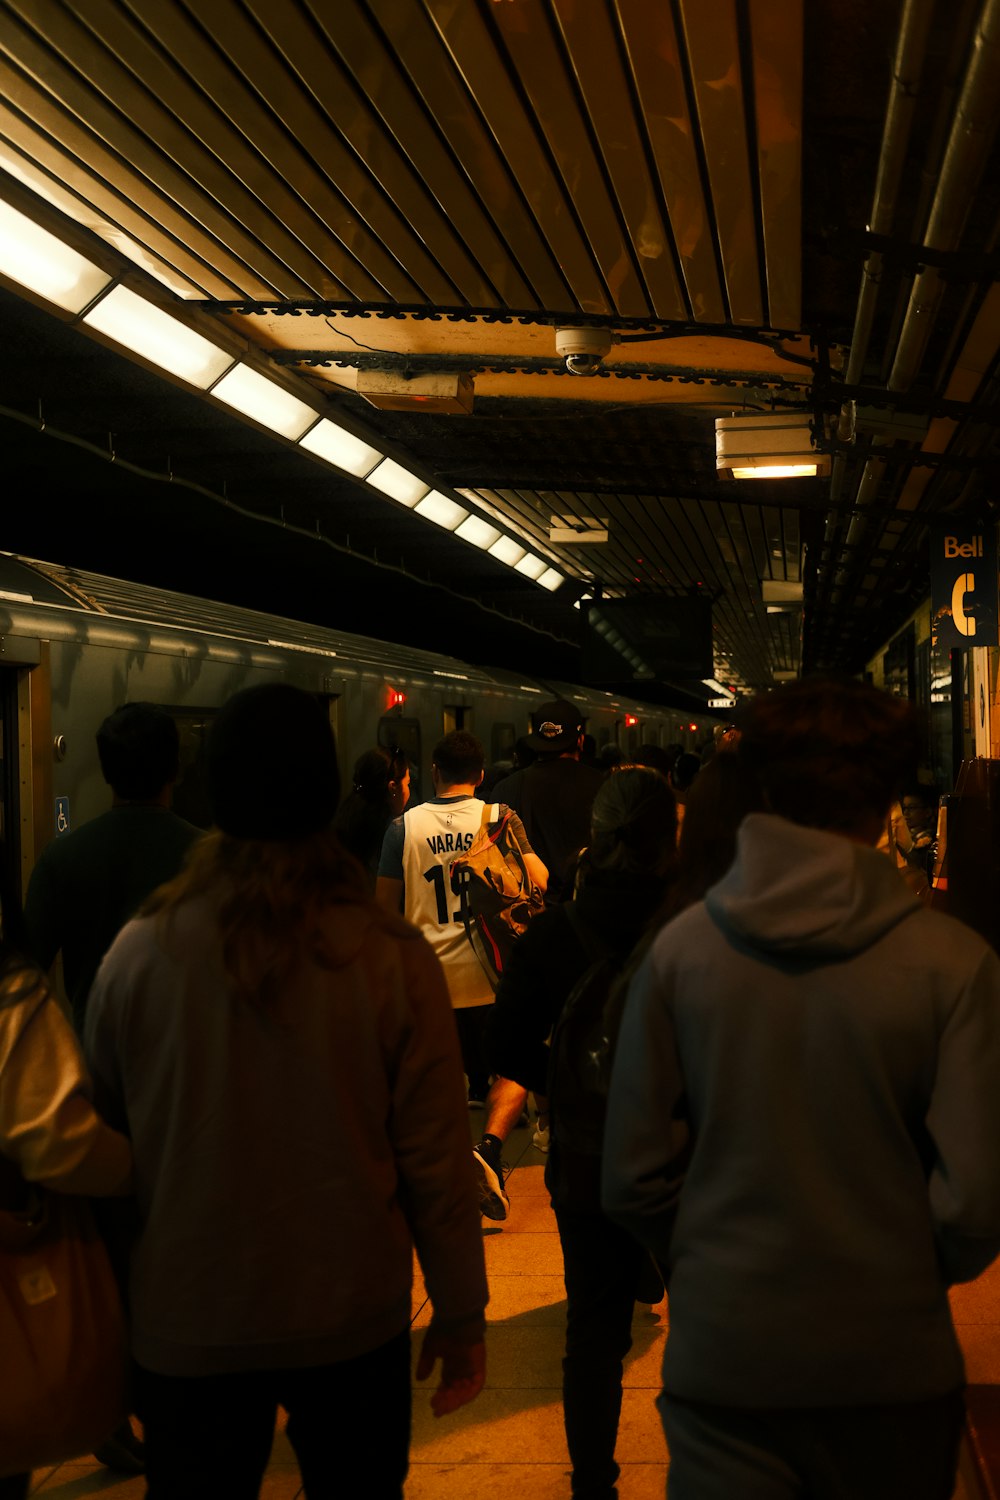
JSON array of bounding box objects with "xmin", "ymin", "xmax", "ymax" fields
[{"xmin": 930, "ymin": 521, "xmax": 999, "ymax": 649}]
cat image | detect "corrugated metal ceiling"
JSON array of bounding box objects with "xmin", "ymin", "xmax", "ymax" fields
[{"xmin": 0, "ymin": 0, "xmax": 998, "ymax": 700}]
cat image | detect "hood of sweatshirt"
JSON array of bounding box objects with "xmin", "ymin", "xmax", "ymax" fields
[{"xmin": 705, "ymin": 812, "xmax": 919, "ymax": 960}]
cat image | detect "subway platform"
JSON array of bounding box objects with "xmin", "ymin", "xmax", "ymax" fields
[{"xmin": 20, "ymin": 1112, "xmax": 1000, "ymax": 1498}]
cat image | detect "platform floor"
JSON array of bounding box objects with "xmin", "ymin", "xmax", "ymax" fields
[{"xmin": 24, "ymin": 1113, "xmax": 1000, "ymax": 1497}]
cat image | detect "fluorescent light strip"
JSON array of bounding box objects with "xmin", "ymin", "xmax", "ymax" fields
[
  {"xmin": 365, "ymin": 459, "xmax": 429, "ymax": 507},
  {"xmin": 514, "ymin": 554, "xmax": 547, "ymax": 581},
  {"xmin": 0, "ymin": 198, "xmax": 112, "ymax": 313},
  {"xmin": 83, "ymin": 285, "xmax": 234, "ymax": 389},
  {"xmin": 414, "ymin": 491, "xmax": 469, "ymax": 530},
  {"xmin": 488, "ymin": 535, "xmax": 526, "ymax": 566},
  {"xmin": 212, "ymin": 365, "xmax": 318, "ymax": 440},
  {"xmin": 455, "ymin": 515, "xmax": 501, "ymax": 549},
  {"xmin": 298, "ymin": 418, "xmax": 382, "ymax": 477},
  {"xmin": 538, "ymin": 568, "xmax": 564, "ymax": 592}
]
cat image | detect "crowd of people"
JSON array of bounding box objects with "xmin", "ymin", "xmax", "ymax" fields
[{"xmin": 2, "ymin": 677, "xmax": 999, "ymax": 1500}]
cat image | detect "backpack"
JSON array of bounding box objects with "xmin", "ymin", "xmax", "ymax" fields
[
  {"xmin": 449, "ymin": 803, "xmax": 544, "ymax": 991},
  {"xmin": 546, "ymin": 902, "xmax": 632, "ymax": 1157}
]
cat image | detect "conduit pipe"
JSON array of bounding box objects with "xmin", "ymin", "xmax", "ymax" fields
[
  {"xmin": 820, "ymin": 0, "xmax": 935, "ymax": 590},
  {"xmin": 837, "ymin": 0, "xmax": 1000, "ymax": 593},
  {"xmin": 889, "ymin": 0, "xmax": 1000, "ymax": 389}
]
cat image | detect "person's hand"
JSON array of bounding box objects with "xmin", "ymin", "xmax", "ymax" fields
[{"xmin": 415, "ymin": 1326, "xmax": 486, "ymax": 1416}]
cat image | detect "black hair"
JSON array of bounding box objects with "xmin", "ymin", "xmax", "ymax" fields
[
  {"xmin": 736, "ymin": 674, "xmax": 920, "ymax": 831},
  {"xmin": 432, "ymin": 730, "xmax": 485, "ymax": 785},
  {"xmin": 97, "ymin": 702, "xmax": 180, "ymax": 801}
]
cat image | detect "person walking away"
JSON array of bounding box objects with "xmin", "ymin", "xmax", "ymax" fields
[
  {"xmin": 493, "ymin": 700, "xmax": 605, "ymax": 905},
  {"xmin": 85, "ymin": 685, "xmax": 488, "ymax": 1500},
  {"xmin": 22, "ymin": 701, "xmax": 198, "ymax": 1473},
  {"xmin": 376, "ymin": 730, "xmax": 546, "ymax": 1111},
  {"xmin": 24, "ymin": 703, "xmax": 199, "ymax": 1037},
  {"xmin": 488, "ymin": 766, "xmax": 679, "ymax": 1500},
  {"xmin": 603, "ymin": 676, "xmax": 1000, "ymax": 1500},
  {"xmin": 334, "ymin": 746, "xmax": 409, "ymax": 888}
]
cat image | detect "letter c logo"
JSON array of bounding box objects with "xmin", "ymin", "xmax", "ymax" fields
[{"xmin": 952, "ymin": 572, "xmax": 977, "ymax": 637}]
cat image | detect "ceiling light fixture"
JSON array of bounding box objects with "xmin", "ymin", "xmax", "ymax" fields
[
  {"xmin": 83, "ymin": 285, "xmax": 235, "ymax": 388},
  {"xmin": 0, "ymin": 197, "xmax": 112, "ymax": 313},
  {"xmin": 211, "ymin": 365, "xmax": 318, "ymax": 440},
  {"xmin": 364, "ymin": 458, "xmax": 429, "ymax": 507},
  {"xmin": 455, "ymin": 515, "xmax": 501, "ymax": 550},
  {"xmin": 298, "ymin": 418, "xmax": 382, "ymax": 477},
  {"xmin": 716, "ymin": 413, "xmax": 831, "ymax": 480},
  {"xmin": 414, "ymin": 491, "xmax": 469, "ymax": 530}
]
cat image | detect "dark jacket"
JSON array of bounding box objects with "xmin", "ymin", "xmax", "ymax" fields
[{"xmin": 487, "ymin": 866, "xmax": 670, "ymax": 1210}]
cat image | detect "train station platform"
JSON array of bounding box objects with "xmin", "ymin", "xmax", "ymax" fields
[{"xmin": 20, "ymin": 1113, "xmax": 1000, "ymax": 1498}]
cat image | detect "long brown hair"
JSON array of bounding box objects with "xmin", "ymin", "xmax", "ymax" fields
[{"xmin": 142, "ymin": 827, "xmax": 405, "ymax": 1014}]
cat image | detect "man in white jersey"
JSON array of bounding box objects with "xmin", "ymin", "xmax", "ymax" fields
[{"xmin": 377, "ymin": 731, "xmax": 546, "ymax": 1219}]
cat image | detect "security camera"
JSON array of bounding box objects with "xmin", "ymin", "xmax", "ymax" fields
[{"xmin": 555, "ymin": 327, "xmax": 615, "ymax": 376}]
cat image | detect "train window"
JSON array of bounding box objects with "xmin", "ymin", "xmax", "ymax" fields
[
  {"xmin": 379, "ymin": 715, "xmax": 422, "ymax": 804},
  {"xmin": 164, "ymin": 709, "xmax": 216, "ymax": 829},
  {"xmin": 597, "ymin": 727, "xmax": 613, "ymax": 750},
  {"xmin": 443, "ymin": 705, "xmax": 471, "ymax": 733},
  {"xmin": 491, "ymin": 722, "xmax": 516, "ymax": 764}
]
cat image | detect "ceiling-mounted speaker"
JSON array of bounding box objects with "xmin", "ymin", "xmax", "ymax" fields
[{"xmin": 356, "ymin": 369, "xmax": 474, "ymax": 414}]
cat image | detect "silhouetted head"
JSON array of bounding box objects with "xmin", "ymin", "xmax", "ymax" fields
[{"xmin": 97, "ymin": 702, "xmax": 180, "ymax": 801}]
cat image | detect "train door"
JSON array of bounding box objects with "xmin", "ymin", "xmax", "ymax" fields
[
  {"xmin": 0, "ymin": 667, "xmax": 20, "ymax": 924},
  {"xmin": 0, "ymin": 644, "xmax": 51, "ymax": 920}
]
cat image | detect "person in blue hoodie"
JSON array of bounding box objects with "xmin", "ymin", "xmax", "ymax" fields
[{"xmin": 602, "ymin": 675, "xmax": 1000, "ymax": 1500}]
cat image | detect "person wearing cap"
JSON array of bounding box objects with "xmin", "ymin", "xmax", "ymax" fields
[
  {"xmin": 84, "ymin": 683, "xmax": 488, "ymax": 1499},
  {"xmin": 493, "ymin": 699, "xmax": 606, "ymax": 905}
]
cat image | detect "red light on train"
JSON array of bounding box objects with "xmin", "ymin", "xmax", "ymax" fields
[
  {"xmin": 688, "ymin": 723, "xmax": 698, "ymax": 732},
  {"xmin": 388, "ymin": 689, "xmax": 407, "ymax": 708},
  {"xmin": 624, "ymin": 713, "xmax": 638, "ymax": 728}
]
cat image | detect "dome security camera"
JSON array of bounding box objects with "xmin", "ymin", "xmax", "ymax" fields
[{"xmin": 555, "ymin": 327, "xmax": 615, "ymax": 376}]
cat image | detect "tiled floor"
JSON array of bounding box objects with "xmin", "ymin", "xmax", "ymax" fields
[{"xmin": 25, "ymin": 1116, "xmax": 1000, "ymax": 1497}]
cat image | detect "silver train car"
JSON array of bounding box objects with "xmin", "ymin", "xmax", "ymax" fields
[{"xmin": 0, "ymin": 552, "xmax": 706, "ymax": 901}]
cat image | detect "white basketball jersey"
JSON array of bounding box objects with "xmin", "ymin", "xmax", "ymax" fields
[{"xmin": 401, "ymin": 797, "xmax": 495, "ymax": 1009}]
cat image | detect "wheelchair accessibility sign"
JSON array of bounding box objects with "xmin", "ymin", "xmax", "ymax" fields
[{"xmin": 55, "ymin": 797, "xmax": 70, "ymax": 836}]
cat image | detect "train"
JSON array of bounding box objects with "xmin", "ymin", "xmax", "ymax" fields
[{"xmin": 0, "ymin": 552, "xmax": 710, "ymax": 904}]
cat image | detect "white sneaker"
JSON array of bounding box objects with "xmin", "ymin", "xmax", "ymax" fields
[{"xmin": 532, "ymin": 1116, "xmax": 550, "ymax": 1153}]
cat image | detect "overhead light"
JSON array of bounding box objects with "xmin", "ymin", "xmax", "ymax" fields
[
  {"xmin": 414, "ymin": 491, "xmax": 468, "ymax": 530},
  {"xmin": 83, "ymin": 285, "xmax": 234, "ymax": 388},
  {"xmin": 212, "ymin": 365, "xmax": 318, "ymax": 439},
  {"xmin": 299, "ymin": 418, "xmax": 382, "ymax": 477},
  {"xmin": 455, "ymin": 515, "xmax": 501, "ymax": 550},
  {"xmin": 702, "ymin": 678, "xmax": 733, "ymax": 697},
  {"xmin": 488, "ymin": 536, "xmax": 526, "ymax": 566},
  {"xmin": 514, "ymin": 554, "xmax": 547, "ymax": 580},
  {"xmin": 538, "ymin": 568, "xmax": 564, "ymax": 592},
  {"xmin": 716, "ymin": 414, "xmax": 831, "ymax": 479},
  {"xmin": 0, "ymin": 197, "xmax": 112, "ymax": 312},
  {"xmin": 364, "ymin": 459, "xmax": 429, "ymax": 507}
]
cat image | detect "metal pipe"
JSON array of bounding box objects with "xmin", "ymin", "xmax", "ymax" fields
[
  {"xmin": 889, "ymin": 0, "xmax": 1000, "ymax": 389},
  {"xmin": 820, "ymin": 0, "xmax": 936, "ymax": 594}
]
